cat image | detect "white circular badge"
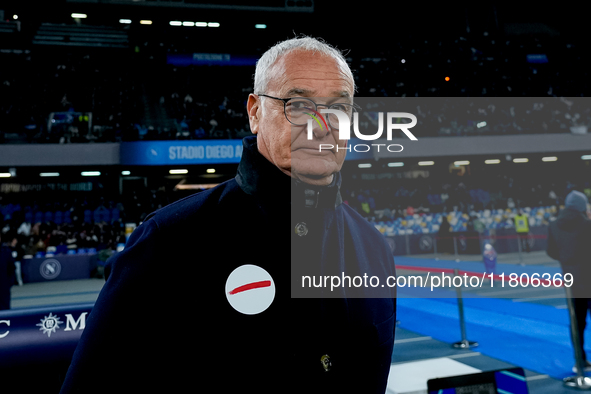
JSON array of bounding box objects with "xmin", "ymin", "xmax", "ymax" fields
[{"xmin": 225, "ymin": 264, "xmax": 275, "ymax": 315}]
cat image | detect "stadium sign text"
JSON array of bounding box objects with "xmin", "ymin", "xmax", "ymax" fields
[
  {"xmin": 0, "ymin": 311, "xmax": 87, "ymax": 340},
  {"xmin": 168, "ymin": 144, "xmax": 242, "ymax": 160}
]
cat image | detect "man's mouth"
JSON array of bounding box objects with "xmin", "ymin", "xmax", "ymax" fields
[{"xmin": 293, "ymin": 146, "xmax": 334, "ymax": 154}]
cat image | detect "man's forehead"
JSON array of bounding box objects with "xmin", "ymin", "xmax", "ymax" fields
[{"xmin": 266, "ymin": 50, "xmax": 354, "ymax": 97}]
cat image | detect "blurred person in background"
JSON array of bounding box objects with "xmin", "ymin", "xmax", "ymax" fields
[
  {"xmin": 0, "ymin": 233, "xmax": 16, "ymax": 310},
  {"xmin": 514, "ymin": 208, "xmax": 530, "ymax": 253},
  {"xmin": 547, "ymin": 190, "xmax": 591, "ymax": 373},
  {"xmin": 438, "ymin": 215, "xmax": 453, "ymax": 254}
]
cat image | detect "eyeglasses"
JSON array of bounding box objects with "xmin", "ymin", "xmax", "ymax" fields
[{"xmin": 258, "ymin": 94, "xmax": 361, "ymax": 130}]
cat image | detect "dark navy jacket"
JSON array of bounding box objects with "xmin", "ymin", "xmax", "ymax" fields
[
  {"xmin": 0, "ymin": 245, "xmax": 15, "ymax": 310},
  {"xmin": 60, "ymin": 136, "xmax": 396, "ymax": 393},
  {"xmin": 547, "ymin": 207, "xmax": 591, "ymax": 298}
]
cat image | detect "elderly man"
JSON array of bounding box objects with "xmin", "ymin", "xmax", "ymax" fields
[{"xmin": 60, "ymin": 37, "xmax": 396, "ymax": 393}]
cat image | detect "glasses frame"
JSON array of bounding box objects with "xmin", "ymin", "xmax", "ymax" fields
[{"xmin": 257, "ymin": 94, "xmax": 361, "ymax": 129}]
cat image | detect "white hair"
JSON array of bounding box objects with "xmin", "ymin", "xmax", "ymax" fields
[{"xmin": 253, "ymin": 36, "xmax": 355, "ymax": 95}]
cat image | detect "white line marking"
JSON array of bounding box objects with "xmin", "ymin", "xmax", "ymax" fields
[
  {"xmin": 449, "ymin": 352, "xmax": 482, "ymax": 359},
  {"xmin": 395, "ymin": 336, "xmax": 432, "ymax": 344},
  {"xmin": 477, "ymin": 287, "xmax": 563, "ymax": 297},
  {"xmin": 390, "ymin": 352, "xmax": 481, "ymax": 366},
  {"xmin": 526, "ymin": 374, "xmax": 549, "ymax": 381},
  {"xmin": 513, "ymin": 295, "xmax": 565, "ymax": 302}
]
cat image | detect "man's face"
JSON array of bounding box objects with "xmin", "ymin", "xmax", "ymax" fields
[{"xmin": 247, "ymin": 50, "xmax": 354, "ymax": 186}]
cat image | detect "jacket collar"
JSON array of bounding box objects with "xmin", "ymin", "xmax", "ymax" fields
[{"xmin": 235, "ymin": 136, "xmax": 342, "ymax": 209}]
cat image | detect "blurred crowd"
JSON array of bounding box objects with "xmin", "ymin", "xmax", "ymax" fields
[
  {"xmin": 0, "ymin": 28, "xmax": 589, "ymax": 143},
  {"xmin": 343, "ymin": 176, "xmax": 590, "ymax": 224},
  {"xmin": 0, "ymin": 49, "xmax": 141, "ymax": 144},
  {"xmin": 2, "ymin": 174, "xmax": 588, "ymax": 254},
  {"xmin": 0, "ymin": 188, "xmax": 193, "ymax": 259}
]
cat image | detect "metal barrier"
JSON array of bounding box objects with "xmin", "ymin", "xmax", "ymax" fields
[
  {"xmin": 563, "ymin": 286, "xmax": 591, "ymax": 389},
  {"xmin": 451, "ymin": 268, "xmax": 478, "ymax": 349}
]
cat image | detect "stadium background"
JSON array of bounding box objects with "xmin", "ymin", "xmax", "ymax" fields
[{"xmin": 1, "ymin": 1, "xmax": 591, "ymax": 392}]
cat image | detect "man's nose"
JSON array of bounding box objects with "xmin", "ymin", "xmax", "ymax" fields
[{"xmin": 306, "ymin": 115, "xmax": 330, "ymax": 140}]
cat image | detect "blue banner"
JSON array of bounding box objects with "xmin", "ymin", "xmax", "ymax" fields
[
  {"xmin": 21, "ymin": 254, "xmax": 97, "ymax": 283},
  {"xmin": 120, "ymin": 139, "xmax": 372, "ymax": 165},
  {"xmin": 120, "ymin": 140, "xmax": 244, "ymax": 165},
  {"xmin": 526, "ymin": 54, "xmax": 548, "ymax": 64},
  {"xmin": 0, "ymin": 303, "xmax": 93, "ymax": 367},
  {"xmin": 167, "ymin": 53, "xmax": 258, "ymax": 66}
]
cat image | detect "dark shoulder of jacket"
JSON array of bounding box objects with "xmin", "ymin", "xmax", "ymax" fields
[
  {"xmin": 103, "ymin": 179, "xmax": 242, "ymax": 279},
  {"xmin": 141, "ymin": 178, "xmax": 242, "ymax": 232},
  {"xmin": 340, "ymin": 203, "xmax": 393, "ymax": 252},
  {"xmin": 546, "ymin": 221, "xmax": 559, "ymax": 261},
  {"xmin": 582, "ymin": 215, "xmax": 591, "ymax": 234},
  {"xmin": 104, "ymin": 215, "xmax": 160, "ymax": 278}
]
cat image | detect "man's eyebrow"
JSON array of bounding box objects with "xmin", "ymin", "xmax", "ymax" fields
[
  {"xmin": 285, "ymin": 88, "xmax": 314, "ymax": 97},
  {"xmin": 284, "ymin": 88, "xmax": 352, "ymax": 98},
  {"xmin": 332, "ymin": 91, "xmax": 351, "ymax": 98}
]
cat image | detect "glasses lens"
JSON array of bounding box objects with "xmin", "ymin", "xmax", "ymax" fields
[
  {"xmin": 326, "ymin": 103, "xmax": 356, "ymax": 130},
  {"xmin": 285, "ymin": 98, "xmax": 318, "ymax": 125}
]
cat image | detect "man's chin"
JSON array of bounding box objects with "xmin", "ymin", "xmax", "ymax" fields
[
  {"xmin": 293, "ymin": 173, "xmax": 335, "ymax": 186},
  {"xmin": 291, "ymin": 159, "xmax": 339, "ymax": 186}
]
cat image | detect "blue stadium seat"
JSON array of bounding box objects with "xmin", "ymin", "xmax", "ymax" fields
[
  {"xmin": 24, "ymin": 208, "xmax": 33, "ymax": 223},
  {"xmin": 110, "ymin": 208, "xmax": 120, "ymax": 222},
  {"xmin": 54, "ymin": 211, "xmax": 63, "ymax": 225},
  {"xmin": 195, "ymin": 128, "xmax": 207, "ymax": 139},
  {"xmin": 94, "ymin": 207, "xmax": 111, "ymax": 223}
]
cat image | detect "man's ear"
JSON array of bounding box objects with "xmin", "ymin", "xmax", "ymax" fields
[{"xmin": 247, "ymin": 94, "xmax": 261, "ymax": 135}]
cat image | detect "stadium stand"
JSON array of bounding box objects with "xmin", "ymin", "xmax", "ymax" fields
[
  {"xmin": 1, "ymin": 5, "xmax": 591, "ymax": 392},
  {"xmin": 32, "ymin": 23, "xmax": 129, "ymax": 48},
  {"xmin": 0, "ymin": 25, "xmax": 589, "ymax": 143}
]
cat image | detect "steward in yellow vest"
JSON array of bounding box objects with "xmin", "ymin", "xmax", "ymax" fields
[
  {"xmin": 514, "ymin": 212, "xmax": 529, "ymax": 233},
  {"xmin": 514, "ymin": 209, "xmax": 530, "ymax": 252}
]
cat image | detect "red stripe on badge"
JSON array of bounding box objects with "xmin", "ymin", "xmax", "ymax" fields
[{"xmin": 228, "ymin": 280, "xmax": 271, "ymax": 295}]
